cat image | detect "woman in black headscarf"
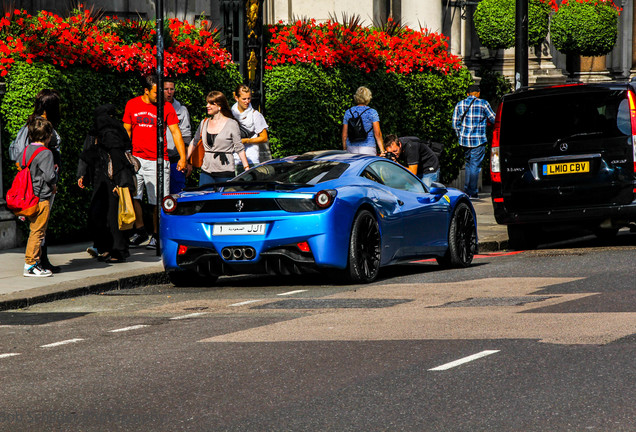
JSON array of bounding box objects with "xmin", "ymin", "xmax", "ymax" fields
[{"xmin": 77, "ymin": 104, "xmax": 136, "ymax": 263}]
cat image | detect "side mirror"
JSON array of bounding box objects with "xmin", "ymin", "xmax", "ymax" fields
[{"xmin": 428, "ymin": 182, "xmax": 447, "ymax": 196}]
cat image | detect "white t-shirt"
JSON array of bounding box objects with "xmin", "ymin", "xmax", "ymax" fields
[{"xmin": 231, "ymin": 103, "xmax": 269, "ymax": 166}]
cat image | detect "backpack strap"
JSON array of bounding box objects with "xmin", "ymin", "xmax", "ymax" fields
[
  {"xmin": 21, "ymin": 145, "xmax": 48, "ymax": 169},
  {"xmin": 459, "ymin": 97, "xmax": 477, "ymax": 126}
]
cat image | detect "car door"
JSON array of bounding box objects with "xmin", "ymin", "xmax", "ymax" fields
[{"xmin": 365, "ymin": 161, "xmax": 448, "ymax": 258}]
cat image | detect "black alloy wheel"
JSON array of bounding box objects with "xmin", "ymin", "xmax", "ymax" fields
[
  {"xmin": 346, "ymin": 209, "xmax": 381, "ymax": 283},
  {"xmin": 437, "ymin": 202, "xmax": 476, "ymax": 268}
]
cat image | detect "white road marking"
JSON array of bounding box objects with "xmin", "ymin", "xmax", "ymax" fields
[
  {"xmin": 40, "ymin": 338, "xmax": 84, "ymax": 348},
  {"xmin": 0, "ymin": 353, "xmax": 20, "ymax": 359},
  {"xmin": 277, "ymin": 290, "xmax": 308, "ymax": 296},
  {"xmin": 428, "ymin": 350, "xmax": 500, "ymax": 371},
  {"xmin": 229, "ymin": 300, "xmax": 263, "ymax": 307},
  {"xmin": 108, "ymin": 325, "xmax": 149, "ymax": 333},
  {"xmin": 170, "ymin": 312, "xmax": 207, "ymax": 320}
]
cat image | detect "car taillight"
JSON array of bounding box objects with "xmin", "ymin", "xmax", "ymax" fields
[
  {"xmin": 162, "ymin": 195, "xmax": 177, "ymax": 213},
  {"xmin": 177, "ymin": 245, "xmax": 188, "ymax": 255},
  {"xmin": 627, "ymin": 90, "xmax": 636, "ymax": 175},
  {"xmin": 491, "ymin": 102, "xmax": 503, "ymax": 183},
  {"xmin": 314, "ymin": 190, "xmax": 337, "ymax": 209},
  {"xmin": 297, "ymin": 241, "xmax": 311, "ymax": 252}
]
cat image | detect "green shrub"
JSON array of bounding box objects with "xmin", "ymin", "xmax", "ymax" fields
[
  {"xmin": 551, "ymin": 1, "xmax": 619, "ymax": 56},
  {"xmin": 1, "ymin": 61, "xmax": 241, "ymax": 242},
  {"xmin": 264, "ymin": 63, "xmax": 473, "ymax": 183},
  {"xmin": 473, "ymin": 0, "xmax": 552, "ymax": 50}
]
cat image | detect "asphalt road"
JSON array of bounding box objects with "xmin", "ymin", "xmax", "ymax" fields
[{"xmin": 1, "ymin": 232, "xmax": 635, "ymax": 431}]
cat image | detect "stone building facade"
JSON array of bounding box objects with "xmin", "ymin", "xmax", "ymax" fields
[{"xmin": 12, "ymin": 0, "xmax": 635, "ymax": 83}]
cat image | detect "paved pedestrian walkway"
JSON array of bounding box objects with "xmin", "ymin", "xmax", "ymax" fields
[{"xmin": 0, "ymin": 193, "xmax": 508, "ymax": 310}]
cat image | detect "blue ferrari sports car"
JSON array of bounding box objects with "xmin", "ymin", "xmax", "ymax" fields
[{"xmin": 160, "ymin": 151, "xmax": 477, "ymax": 285}]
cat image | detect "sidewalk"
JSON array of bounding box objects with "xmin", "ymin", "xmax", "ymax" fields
[{"xmin": 0, "ymin": 195, "xmax": 508, "ymax": 311}]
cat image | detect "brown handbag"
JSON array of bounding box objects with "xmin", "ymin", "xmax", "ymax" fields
[
  {"xmin": 191, "ymin": 139, "xmax": 204, "ymax": 168},
  {"xmin": 190, "ymin": 119, "xmax": 208, "ymax": 168}
]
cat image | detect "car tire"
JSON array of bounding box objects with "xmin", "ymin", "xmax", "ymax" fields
[
  {"xmin": 167, "ymin": 270, "xmax": 217, "ymax": 287},
  {"xmin": 507, "ymin": 225, "xmax": 539, "ymax": 250},
  {"xmin": 593, "ymin": 227, "xmax": 619, "ymax": 242},
  {"xmin": 437, "ymin": 202, "xmax": 477, "ymax": 268},
  {"xmin": 344, "ymin": 209, "xmax": 381, "ymax": 284}
]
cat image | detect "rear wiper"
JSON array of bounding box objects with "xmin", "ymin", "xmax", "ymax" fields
[{"xmin": 553, "ymin": 132, "xmax": 603, "ymax": 147}]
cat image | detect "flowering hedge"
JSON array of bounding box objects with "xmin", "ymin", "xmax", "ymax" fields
[
  {"xmin": 0, "ymin": 7, "xmax": 241, "ymax": 241},
  {"xmin": 265, "ymin": 19, "xmax": 463, "ymax": 75},
  {"xmin": 0, "ymin": 7, "xmax": 232, "ymax": 77}
]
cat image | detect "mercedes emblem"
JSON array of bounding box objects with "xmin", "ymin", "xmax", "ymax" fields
[{"xmin": 559, "ymin": 142, "xmax": 568, "ymax": 152}]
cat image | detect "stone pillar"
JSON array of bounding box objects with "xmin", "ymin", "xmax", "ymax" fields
[
  {"xmin": 400, "ymin": 0, "xmax": 442, "ymax": 32},
  {"xmin": 0, "ymin": 82, "xmax": 20, "ymax": 250},
  {"xmin": 607, "ymin": 0, "xmax": 632, "ymax": 79},
  {"xmin": 632, "ymin": 1, "xmax": 636, "ymax": 72}
]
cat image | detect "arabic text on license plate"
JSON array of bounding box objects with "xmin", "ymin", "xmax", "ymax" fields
[
  {"xmin": 543, "ymin": 161, "xmax": 590, "ymax": 176},
  {"xmin": 213, "ymin": 223, "xmax": 266, "ymax": 236}
]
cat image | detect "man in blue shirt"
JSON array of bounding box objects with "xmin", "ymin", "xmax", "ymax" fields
[{"xmin": 452, "ymin": 84, "xmax": 496, "ymax": 199}]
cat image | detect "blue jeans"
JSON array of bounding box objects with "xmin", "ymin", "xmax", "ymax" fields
[
  {"xmin": 463, "ymin": 144, "xmax": 486, "ymax": 197},
  {"xmin": 200, "ymin": 171, "xmax": 233, "ymax": 186},
  {"xmin": 420, "ymin": 169, "xmax": 440, "ymax": 188},
  {"xmin": 170, "ymin": 162, "xmax": 186, "ymax": 194}
]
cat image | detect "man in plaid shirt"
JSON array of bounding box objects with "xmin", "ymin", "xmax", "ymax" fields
[{"xmin": 452, "ymin": 84, "xmax": 496, "ymax": 199}]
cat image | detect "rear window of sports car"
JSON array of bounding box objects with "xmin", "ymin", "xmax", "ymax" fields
[{"xmin": 234, "ymin": 161, "xmax": 349, "ymax": 185}]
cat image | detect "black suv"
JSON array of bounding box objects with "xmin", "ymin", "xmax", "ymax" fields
[{"xmin": 490, "ymin": 82, "xmax": 636, "ymax": 249}]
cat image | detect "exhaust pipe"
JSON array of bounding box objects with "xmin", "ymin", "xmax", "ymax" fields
[
  {"xmin": 222, "ymin": 246, "xmax": 256, "ymax": 260},
  {"xmin": 221, "ymin": 248, "xmax": 232, "ymax": 260}
]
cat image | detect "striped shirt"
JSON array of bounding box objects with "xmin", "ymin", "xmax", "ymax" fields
[{"xmin": 452, "ymin": 96, "xmax": 496, "ymax": 148}]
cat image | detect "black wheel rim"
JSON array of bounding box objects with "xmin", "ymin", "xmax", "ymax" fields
[
  {"xmin": 455, "ymin": 206, "xmax": 476, "ymax": 264},
  {"xmin": 355, "ymin": 214, "xmax": 381, "ymax": 279}
]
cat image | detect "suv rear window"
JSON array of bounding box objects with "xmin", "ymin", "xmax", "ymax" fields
[{"xmin": 502, "ymin": 89, "xmax": 630, "ymax": 145}]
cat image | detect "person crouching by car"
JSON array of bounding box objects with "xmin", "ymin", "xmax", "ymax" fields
[{"xmin": 382, "ymin": 135, "xmax": 440, "ymax": 187}]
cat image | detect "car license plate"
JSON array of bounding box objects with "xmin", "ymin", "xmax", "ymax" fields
[
  {"xmin": 213, "ymin": 223, "xmax": 266, "ymax": 236},
  {"xmin": 543, "ymin": 161, "xmax": 590, "ymax": 176}
]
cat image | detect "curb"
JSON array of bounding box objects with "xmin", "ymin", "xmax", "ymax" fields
[{"xmin": 0, "ymin": 271, "xmax": 170, "ymax": 312}]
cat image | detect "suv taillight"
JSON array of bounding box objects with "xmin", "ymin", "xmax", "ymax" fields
[
  {"xmin": 627, "ymin": 90, "xmax": 636, "ymax": 176},
  {"xmin": 490, "ymin": 102, "xmax": 504, "ymax": 183}
]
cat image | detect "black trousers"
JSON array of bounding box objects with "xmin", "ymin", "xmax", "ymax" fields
[{"xmin": 88, "ymin": 182, "xmax": 130, "ymax": 260}]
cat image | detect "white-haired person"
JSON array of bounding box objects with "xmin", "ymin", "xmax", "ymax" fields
[{"xmin": 342, "ymin": 86, "xmax": 385, "ymax": 155}]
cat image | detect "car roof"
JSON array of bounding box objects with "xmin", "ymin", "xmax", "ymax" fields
[
  {"xmin": 503, "ymin": 81, "xmax": 635, "ymax": 102},
  {"xmin": 279, "ymin": 150, "xmax": 383, "ymax": 168}
]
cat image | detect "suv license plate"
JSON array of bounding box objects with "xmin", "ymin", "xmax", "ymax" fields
[
  {"xmin": 213, "ymin": 223, "xmax": 266, "ymax": 236},
  {"xmin": 543, "ymin": 161, "xmax": 590, "ymax": 176}
]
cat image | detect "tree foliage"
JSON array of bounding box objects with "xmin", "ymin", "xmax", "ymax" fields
[{"xmin": 551, "ymin": 0, "xmax": 619, "ymax": 56}]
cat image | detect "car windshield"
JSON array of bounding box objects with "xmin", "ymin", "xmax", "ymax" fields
[{"xmin": 227, "ymin": 161, "xmax": 349, "ymax": 190}]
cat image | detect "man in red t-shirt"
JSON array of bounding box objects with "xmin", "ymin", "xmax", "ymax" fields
[{"xmin": 123, "ymin": 75, "xmax": 187, "ymax": 249}]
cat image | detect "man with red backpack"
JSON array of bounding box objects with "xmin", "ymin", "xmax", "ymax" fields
[{"xmin": 19, "ymin": 116, "xmax": 57, "ymax": 277}]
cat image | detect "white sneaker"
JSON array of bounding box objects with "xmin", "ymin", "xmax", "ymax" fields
[
  {"xmin": 24, "ymin": 263, "xmax": 53, "ymax": 277},
  {"xmin": 146, "ymin": 237, "xmax": 157, "ymax": 250}
]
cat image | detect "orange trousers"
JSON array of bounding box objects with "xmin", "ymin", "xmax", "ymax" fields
[{"xmin": 25, "ymin": 200, "xmax": 51, "ymax": 265}]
